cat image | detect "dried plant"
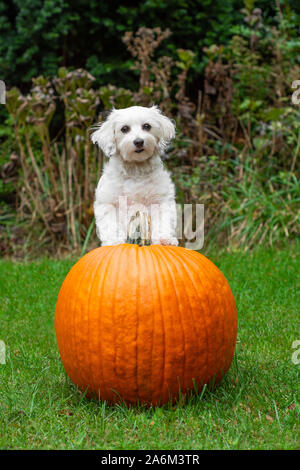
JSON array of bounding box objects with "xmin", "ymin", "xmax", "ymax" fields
[
  {"xmin": 122, "ymin": 27, "xmax": 172, "ymax": 106},
  {"xmin": 202, "ymin": 46, "xmax": 235, "ymax": 147},
  {"xmin": 5, "ymin": 70, "xmax": 102, "ymax": 255}
]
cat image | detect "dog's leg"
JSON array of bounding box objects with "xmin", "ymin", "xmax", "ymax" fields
[
  {"xmin": 94, "ymin": 202, "xmax": 126, "ymax": 246},
  {"xmin": 150, "ymin": 200, "xmax": 178, "ymax": 246}
]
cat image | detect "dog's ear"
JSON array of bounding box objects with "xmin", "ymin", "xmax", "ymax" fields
[
  {"xmin": 91, "ymin": 110, "xmax": 116, "ymax": 157},
  {"xmin": 151, "ymin": 105, "xmax": 176, "ymax": 148}
]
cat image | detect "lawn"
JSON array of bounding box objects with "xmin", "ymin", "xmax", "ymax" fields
[{"xmin": 0, "ymin": 243, "xmax": 299, "ymax": 450}]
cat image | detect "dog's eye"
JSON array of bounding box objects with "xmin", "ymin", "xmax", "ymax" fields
[
  {"xmin": 121, "ymin": 125, "xmax": 130, "ymax": 133},
  {"xmin": 142, "ymin": 123, "xmax": 151, "ymax": 131}
]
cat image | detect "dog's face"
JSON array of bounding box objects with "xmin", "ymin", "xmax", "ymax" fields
[{"xmin": 91, "ymin": 106, "xmax": 175, "ymax": 162}]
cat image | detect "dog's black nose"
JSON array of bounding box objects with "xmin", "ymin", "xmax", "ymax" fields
[{"xmin": 133, "ymin": 138, "xmax": 144, "ymax": 148}]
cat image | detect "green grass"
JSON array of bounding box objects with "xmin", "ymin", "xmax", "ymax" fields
[{"xmin": 0, "ymin": 243, "xmax": 299, "ymax": 450}]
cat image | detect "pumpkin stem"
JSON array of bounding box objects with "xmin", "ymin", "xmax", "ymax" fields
[{"xmin": 126, "ymin": 211, "xmax": 152, "ymax": 246}]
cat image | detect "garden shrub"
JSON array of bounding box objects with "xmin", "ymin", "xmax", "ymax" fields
[
  {"xmin": 0, "ymin": 0, "xmax": 287, "ymax": 90},
  {"xmin": 0, "ymin": 1, "xmax": 299, "ymax": 257}
]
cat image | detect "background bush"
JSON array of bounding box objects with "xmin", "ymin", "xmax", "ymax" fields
[
  {"xmin": 0, "ymin": 0, "xmax": 299, "ymax": 258},
  {"xmin": 1, "ymin": 0, "xmax": 299, "ymax": 91}
]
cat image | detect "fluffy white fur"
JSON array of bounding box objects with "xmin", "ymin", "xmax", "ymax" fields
[{"xmin": 91, "ymin": 105, "xmax": 178, "ymax": 246}]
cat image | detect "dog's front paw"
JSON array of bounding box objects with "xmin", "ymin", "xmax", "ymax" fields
[
  {"xmin": 152, "ymin": 237, "xmax": 178, "ymax": 246},
  {"xmin": 161, "ymin": 237, "xmax": 178, "ymax": 246},
  {"xmin": 101, "ymin": 239, "xmax": 126, "ymax": 246}
]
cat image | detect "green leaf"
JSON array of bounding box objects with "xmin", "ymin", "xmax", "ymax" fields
[{"xmin": 264, "ymin": 108, "xmax": 285, "ymax": 122}]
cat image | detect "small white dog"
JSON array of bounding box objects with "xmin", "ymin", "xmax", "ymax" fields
[{"xmin": 91, "ymin": 105, "xmax": 178, "ymax": 246}]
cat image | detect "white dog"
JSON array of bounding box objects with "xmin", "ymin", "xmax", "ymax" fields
[{"xmin": 91, "ymin": 105, "xmax": 178, "ymax": 246}]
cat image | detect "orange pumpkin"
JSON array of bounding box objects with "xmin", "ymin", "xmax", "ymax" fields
[{"xmin": 55, "ymin": 244, "xmax": 237, "ymax": 405}]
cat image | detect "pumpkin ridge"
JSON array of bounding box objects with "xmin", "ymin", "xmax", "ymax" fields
[
  {"xmin": 162, "ymin": 247, "xmax": 203, "ymax": 392},
  {"xmin": 66, "ymin": 251, "xmax": 99, "ymax": 388},
  {"xmin": 135, "ymin": 245, "xmax": 140, "ymax": 402},
  {"xmin": 84, "ymin": 249, "xmax": 110, "ymax": 394},
  {"xmin": 183, "ymin": 249, "xmax": 236, "ymax": 380},
  {"xmin": 173, "ymin": 249, "xmax": 212, "ymax": 385},
  {"xmin": 191, "ymin": 252, "xmax": 234, "ymax": 379},
  {"xmin": 144, "ymin": 248, "xmax": 156, "ymax": 404},
  {"xmin": 79, "ymin": 248, "xmax": 114, "ymax": 393},
  {"xmin": 72, "ymin": 253, "xmax": 96, "ymax": 387},
  {"xmin": 141, "ymin": 247, "xmax": 163, "ymax": 404},
  {"xmin": 64, "ymin": 264, "xmax": 82, "ymax": 380},
  {"xmin": 154, "ymin": 247, "xmax": 187, "ymax": 395},
  {"xmin": 80, "ymin": 249, "xmax": 114, "ymax": 390},
  {"xmin": 111, "ymin": 244, "xmax": 130, "ymax": 401},
  {"xmin": 218, "ymin": 277, "xmax": 237, "ymax": 373},
  {"xmin": 147, "ymin": 246, "xmax": 166, "ymax": 403},
  {"xmin": 197, "ymin": 251, "xmax": 231, "ymax": 380},
  {"xmin": 189, "ymin": 252, "xmax": 222, "ymax": 382},
  {"xmin": 91, "ymin": 246, "xmax": 119, "ymax": 398},
  {"xmin": 194, "ymin": 254, "xmax": 228, "ymax": 376}
]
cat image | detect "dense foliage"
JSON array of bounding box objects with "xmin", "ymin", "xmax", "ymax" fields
[
  {"xmin": 1, "ymin": 0, "xmax": 298, "ymax": 90},
  {"xmin": 0, "ymin": 1, "xmax": 299, "ymax": 257}
]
